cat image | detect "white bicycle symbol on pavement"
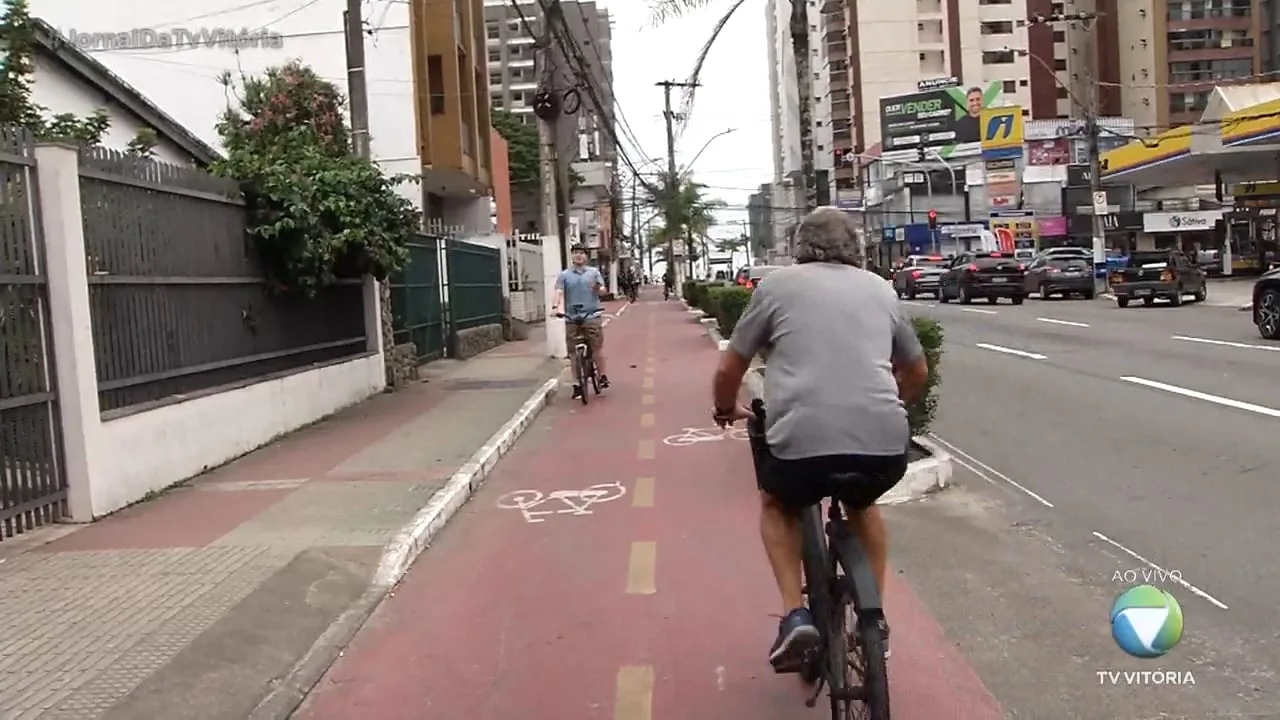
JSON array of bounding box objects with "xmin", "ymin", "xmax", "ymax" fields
[
  {"xmin": 495, "ymin": 481, "xmax": 627, "ymax": 523},
  {"xmin": 662, "ymin": 426, "xmax": 749, "ymax": 447}
]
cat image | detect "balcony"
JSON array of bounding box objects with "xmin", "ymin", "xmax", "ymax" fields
[{"xmin": 822, "ymin": 0, "xmax": 843, "ymax": 11}]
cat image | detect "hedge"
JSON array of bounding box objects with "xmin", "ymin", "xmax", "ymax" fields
[{"xmin": 706, "ymin": 285, "xmax": 753, "ymax": 338}]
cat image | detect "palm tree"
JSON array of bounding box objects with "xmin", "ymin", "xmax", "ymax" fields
[
  {"xmin": 651, "ymin": 0, "xmax": 817, "ymax": 213},
  {"xmin": 648, "ymin": 174, "xmax": 725, "ymax": 281}
]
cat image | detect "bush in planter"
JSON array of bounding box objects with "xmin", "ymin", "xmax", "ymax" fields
[
  {"xmin": 907, "ymin": 317, "xmax": 944, "ymax": 437},
  {"xmin": 691, "ymin": 281, "xmax": 715, "ymax": 310},
  {"xmin": 706, "ymin": 285, "xmax": 753, "ymax": 338}
]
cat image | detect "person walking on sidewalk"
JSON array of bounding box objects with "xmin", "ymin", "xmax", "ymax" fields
[
  {"xmin": 552, "ymin": 243, "xmax": 610, "ymax": 399},
  {"xmin": 710, "ymin": 207, "xmax": 930, "ymax": 671}
]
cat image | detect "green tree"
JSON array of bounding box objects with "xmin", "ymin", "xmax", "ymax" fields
[
  {"xmin": 490, "ymin": 109, "xmax": 539, "ymax": 188},
  {"xmin": 0, "ymin": 0, "xmax": 110, "ymax": 144},
  {"xmin": 650, "ymin": 175, "xmax": 724, "ymax": 272},
  {"xmin": 213, "ymin": 61, "xmax": 419, "ymax": 296},
  {"xmin": 652, "ymin": 0, "xmax": 816, "ymax": 211}
]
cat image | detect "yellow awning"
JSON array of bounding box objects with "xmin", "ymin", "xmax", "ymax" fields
[
  {"xmin": 1221, "ymin": 97, "xmax": 1280, "ymax": 147},
  {"xmin": 1100, "ymin": 126, "xmax": 1191, "ymax": 179}
]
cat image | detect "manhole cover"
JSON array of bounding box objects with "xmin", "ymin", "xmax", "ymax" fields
[{"xmin": 442, "ymin": 378, "xmax": 542, "ymax": 390}]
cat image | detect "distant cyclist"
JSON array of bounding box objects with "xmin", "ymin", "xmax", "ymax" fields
[
  {"xmin": 710, "ymin": 207, "xmax": 929, "ymax": 670},
  {"xmin": 552, "ymin": 243, "xmax": 610, "ymax": 399},
  {"xmin": 663, "ymin": 269, "xmax": 674, "ymax": 300}
]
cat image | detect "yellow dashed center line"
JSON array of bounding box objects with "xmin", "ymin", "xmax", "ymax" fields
[
  {"xmin": 641, "ymin": 394, "xmax": 655, "ymax": 405},
  {"xmin": 632, "ymin": 477, "xmax": 655, "ymax": 507},
  {"xmin": 641, "ymin": 376, "xmax": 654, "ymax": 390},
  {"xmin": 636, "ymin": 439, "xmax": 654, "ymax": 460},
  {"xmin": 626, "ymin": 541, "xmax": 657, "ymax": 595},
  {"xmin": 639, "ymin": 413, "xmax": 654, "ymax": 428},
  {"xmin": 614, "ymin": 665, "xmax": 655, "ymax": 720}
]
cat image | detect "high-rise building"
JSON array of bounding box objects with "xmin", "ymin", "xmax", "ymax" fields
[
  {"xmin": 1065, "ymin": 0, "xmax": 1259, "ymax": 133},
  {"xmin": 411, "ymin": 0, "xmax": 495, "ymax": 226},
  {"xmin": 765, "ymin": 0, "xmax": 832, "ymax": 182},
  {"xmin": 482, "ymin": 0, "xmax": 616, "ymax": 236}
]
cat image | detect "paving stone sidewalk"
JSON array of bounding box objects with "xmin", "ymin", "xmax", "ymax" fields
[{"xmin": 0, "ymin": 326, "xmax": 577, "ymax": 720}]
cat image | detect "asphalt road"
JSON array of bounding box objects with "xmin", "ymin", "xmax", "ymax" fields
[{"xmin": 901, "ymin": 290, "xmax": 1280, "ymax": 717}]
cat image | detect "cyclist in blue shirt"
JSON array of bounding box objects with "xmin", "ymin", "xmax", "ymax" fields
[{"xmin": 552, "ymin": 244, "xmax": 610, "ymax": 399}]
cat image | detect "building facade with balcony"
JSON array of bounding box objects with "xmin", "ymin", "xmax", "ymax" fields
[
  {"xmin": 411, "ymin": 0, "xmax": 495, "ymax": 230},
  {"xmin": 766, "ymin": 0, "xmax": 832, "ymax": 183}
]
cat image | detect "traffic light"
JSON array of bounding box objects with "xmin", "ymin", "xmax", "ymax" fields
[{"xmin": 927, "ymin": 209, "xmax": 938, "ymax": 230}]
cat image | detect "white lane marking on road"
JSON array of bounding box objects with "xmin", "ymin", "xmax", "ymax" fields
[
  {"xmin": 928, "ymin": 434, "xmax": 1055, "ymax": 508},
  {"xmin": 903, "ymin": 300, "xmax": 939, "ymax": 308},
  {"xmin": 617, "ymin": 302, "xmax": 630, "ymax": 317},
  {"xmin": 1171, "ymin": 335, "xmax": 1280, "ymax": 353},
  {"xmin": 1119, "ymin": 376, "xmax": 1280, "ymax": 418},
  {"xmin": 1091, "ymin": 531, "xmax": 1229, "ymax": 610},
  {"xmin": 975, "ymin": 342, "xmax": 1047, "ymax": 360},
  {"xmin": 1038, "ymin": 317, "xmax": 1090, "ymax": 328},
  {"xmin": 960, "ymin": 308, "xmax": 998, "ymax": 315}
]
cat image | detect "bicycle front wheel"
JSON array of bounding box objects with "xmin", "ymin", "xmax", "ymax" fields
[{"xmin": 576, "ymin": 350, "xmax": 590, "ymax": 405}]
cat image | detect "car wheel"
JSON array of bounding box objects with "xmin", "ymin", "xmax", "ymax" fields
[
  {"xmin": 1039, "ymin": 282, "xmax": 1051, "ymax": 300},
  {"xmin": 1143, "ymin": 297, "xmax": 1156, "ymax": 307},
  {"xmin": 1170, "ymin": 290, "xmax": 1183, "ymax": 307},
  {"xmin": 959, "ymin": 285, "xmax": 972, "ymax": 304},
  {"xmin": 1194, "ymin": 283, "xmax": 1207, "ymax": 302},
  {"xmin": 1012, "ymin": 295, "xmax": 1024, "ymax": 305},
  {"xmin": 1116, "ymin": 297, "xmax": 1130, "ymax": 308},
  {"xmin": 1259, "ymin": 288, "xmax": 1280, "ymax": 339},
  {"xmin": 907, "ymin": 289, "xmax": 917, "ymax": 300},
  {"xmin": 1084, "ymin": 289, "xmax": 1096, "ymax": 300},
  {"xmin": 938, "ymin": 286, "xmax": 950, "ymax": 303},
  {"xmin": 987, "ymin": 296, "xmax": 998, "ymax": 304}
]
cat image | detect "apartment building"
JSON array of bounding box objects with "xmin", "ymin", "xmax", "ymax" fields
[
  {"xmin": 766, "ymin": 0, "xmax": 833, "ymax": 182},
  {"xmin": 482, "ymin": 0, "xmax": 616, "ymax": 240},
  {"xmin": 781, "ymin": 0, "xmax": 1070, "ymax": 169},
  {"xmin": 1064, "ymin": 0, "xmax": 1258, "ymax": 134},
  {"xmin": 413, "ymin": 0, "xmax": 495, "ymax": 227}
]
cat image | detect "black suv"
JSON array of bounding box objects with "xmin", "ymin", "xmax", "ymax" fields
[{"xmin": 938, "ymin": 251, "xmax": 1027, "ymax": 305}]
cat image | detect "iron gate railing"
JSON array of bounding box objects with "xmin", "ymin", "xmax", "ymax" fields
[
  {"xmin": 390, "ymin": 235, "xmax": 446, "ymax": 362},
  {"xmin": 445, "ymin": 238, "xmax": 503, "ymax": 355},
  {"xmin": 0, "ymin": 126, "xmax": 66, "ymax": 540}
]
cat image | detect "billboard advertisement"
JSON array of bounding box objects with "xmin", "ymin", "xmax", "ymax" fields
[
  {"xmin": 879, "ymin": 82, "xmax": 1002, "ymax": 156},
  {"xmin": 984, "ymin": 157, "xmax": 1021, "ymax": 210},
  {"xmin": 990, "ymin": 212, "xmax": 1038, "ymax": 252}
]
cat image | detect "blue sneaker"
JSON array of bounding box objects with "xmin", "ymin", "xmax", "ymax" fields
[{"xmin": 769, "ymin": 608, "xmax": 820, "ymax": 670}]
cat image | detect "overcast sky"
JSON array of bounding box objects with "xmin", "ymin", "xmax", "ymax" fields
[{"xmin": 31, "ymin": 0, "xmax": 771, "ymax": 240}]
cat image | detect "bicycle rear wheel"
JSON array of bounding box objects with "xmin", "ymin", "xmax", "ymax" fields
[{"xmin": 856, "ymin": 620, "xmax": 890, "ymax": 720}]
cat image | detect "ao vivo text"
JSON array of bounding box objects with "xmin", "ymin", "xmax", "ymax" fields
[
  {"xmin": 1111, "ymin": 568, "xmax": 1183, "ymax": 584},
  {"xmin": 1096, "ymin": 670, "xmax": 1196, "ymax": 686}
]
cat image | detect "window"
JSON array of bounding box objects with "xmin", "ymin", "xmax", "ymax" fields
[
  {"xmin": 1168, "ymin": 28, "xmax": 1253, "ymax": 50},
  {"xmin": 1019, "ymin": 78, "xmax": 1028, "ymax": 86},
  {"xmin": 486, "ymin": 23, "xmax": 499, "ymax": 39},
  {"xmin": 1054, "ymin": 58, "xmax": 1067, "ymax": 70},
  {"xmin": 1168, "ymin": 0, "xmax": 1251, "ymax": 20},
  {"xmin": 1169, "ymin": 90, "xmax": 1211, "ymax": 113},
  {"xmin": 979, "ymin": 0, "xmax": 1013, "ymax": 4},
  {"xmin": 1057, "ymin": 86, "xmax": 1069, "ymax": 99},
  {"xmin": 1053, "ymin": 30, "xmax": 1065, "ymax": 42},
  {"xmin": 488, "ymin": 50, "xmax": 500, "ymax": 62},
  {"xmin": 1002, "ymin": 80, "xmax": 1017, "ymax": 93},
  {"xmin": 1170, "ymin": 58, "xmax": 1254, "ymax": 83},
  {"xmin": 492, "ymin": 96, "xmax": 504, "ymax": 109},
  {"xmin": 981, "ymin": 21, "xmax": 1014, "ymax": 34},
  {"xmin": 1051, "ymin": 2, "xmax": 1064, "ymax": 12},
  {"xmin": 427, "ymin": 54, "xmax": 445, "ymax": 115},
  {"xmin": 982, "ymin": 50, "xmax": 1016, "ymax": 64}
]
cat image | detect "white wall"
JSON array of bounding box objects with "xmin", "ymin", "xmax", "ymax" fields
[
  {"xmin": 34, "ymin": 144, "xmax": 387, "ymax": 521},
  {"xmin": 30, "ymin": 53, "xmax": 193, "ymax": 165}
]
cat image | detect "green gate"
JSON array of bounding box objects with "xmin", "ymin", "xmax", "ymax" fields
[
  {"xmin": 445, "ymin": 239, "xmax": 503, "ymax": 354},
  {"xmin": 390, "ymin": 235, "xmax": 445, "ymax": 362}
]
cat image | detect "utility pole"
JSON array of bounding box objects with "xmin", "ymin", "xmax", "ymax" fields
[
  {"xmin": 629, "ymin": 173, "xmax": 639, "ymax": 275},
  {"xmin": 656, "ymin": 79, "xmax": 699, "ymax": 297},
  {"xmin": 343, "ymin": 1, "xmax": 369, "ymax": 160},
  {"xmin": 534, "ymin": 0, "xmax": 568, "ymax": 357}
]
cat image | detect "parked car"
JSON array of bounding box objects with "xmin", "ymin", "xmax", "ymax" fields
[
  {"xmin": 734, "ymin": 265, "xmax": 783, "ymax": 289},
  {"xmin": 1034, "ymin": 247, "xmax": 1092, "ymax": 262},
  {"xmin": 1252, "ymin": 266, "xmax": 1280, "ymax": 339},
  {"xmin": 892, "ymin": 254, "xmax": 949, "ymax": 299},
  {"xmin": 938, "ymin": 251, "xmax": 1027, "ymax": 305},
  {"xmin": 1024, "ymin": 255, "xmax": 1095, "ymax": 299},
  {"xmin": 1109, "ymin": 251, "xmax": 1206, "ymax": 307}
]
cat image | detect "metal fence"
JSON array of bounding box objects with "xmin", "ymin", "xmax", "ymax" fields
[
  {"xmin": 78, "ymin": 148, "xmax": 368, "ymax": 414},
  {"xmin": 445, "ymin": 238, "xmax": 503, "ymax": 341},
  {"xmin": 0, "ymin": 126, "xmax": 67, "ymax": 540},
  {"xmin": 389, "ymin": 234, "xmax": 445, "ymax": 363}
]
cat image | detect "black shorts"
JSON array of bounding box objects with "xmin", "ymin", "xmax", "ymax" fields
[{"xmin": 753, "ymin": 447, "xmax": 908, "ymax": 513}]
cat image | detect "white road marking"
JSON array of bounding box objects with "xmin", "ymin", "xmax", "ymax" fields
[
  {"xmin": 1038, "ymin": 317, "xmax": 1090, "ymax": 328},
  {"xmin": 1091, "ymin": 531, "xmax": 1229, "ymax": 610},
  {"xmin": 929, "ymin": 434, "xmax": 1055, "ymax": 508},
  {"xmin": 1119, "ymin": 376, "xmax": 1280, "ymax": 418},
  {"xmin": 496, "ymin": 482, "xmax": 627, "ymax": 523},
  {"xmin": 902, "ymin": 300, "xmax": 926, "ymax": 307},
  {"xmin": 960, "ymin": 308, "xmax": 998, "ymax": 315},
  {"xmin": 975, "ymin": 342, "xmax": 1047, "ymax": 360},
  {"xmin": 1171, "ymin": 335, "xmax": 1280, "ymax": 353}
]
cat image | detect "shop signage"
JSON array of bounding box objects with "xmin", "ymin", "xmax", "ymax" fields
[
  {"xmin": 1068, "ymin": 212, "xmax": 1143, "ymax": 236},
  {"xmin": 1143, "ymin": 211, "xmax": 1222, "ymax": 233}
]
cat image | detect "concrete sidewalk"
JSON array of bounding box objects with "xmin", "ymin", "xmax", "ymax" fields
[{"xmin": 0, "ymin": 325, "xmax": 584, "ymax": 719}]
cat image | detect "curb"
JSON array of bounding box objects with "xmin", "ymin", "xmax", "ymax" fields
[
  {"xmin": 742, "ymin": 364, "xmax": 952, "ymax": 506},
  {"xmin": 249, "ymin": 375, "xmax": 562, "ymax": 720},
  {"xmin": 705, "ymin": 321, "xmax": 729, "ymax": 351}
]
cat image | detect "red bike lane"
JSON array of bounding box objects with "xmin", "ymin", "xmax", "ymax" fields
[{"xmin": 296, "ymin": 293, "xmax": 1002, "ymax": 720}]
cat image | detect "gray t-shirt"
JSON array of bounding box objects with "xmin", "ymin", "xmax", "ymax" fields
[{"xmin": 728, "ymin": 263, "xmax": 925, "ymax": 459}]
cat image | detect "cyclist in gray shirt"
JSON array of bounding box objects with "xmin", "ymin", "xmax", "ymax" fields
[{"xmin": 711, "ymin": 207, "xmax": 930, "ymax": 671}]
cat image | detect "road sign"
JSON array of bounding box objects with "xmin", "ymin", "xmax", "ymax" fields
[{"xmin": 1092, "ymin": 191, "xmax": 1109, "ymax": 216}]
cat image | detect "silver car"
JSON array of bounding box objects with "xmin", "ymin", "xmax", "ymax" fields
[{"xmin": 892, "ymin": 255, "xmax": 949, "ymax": 299}]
